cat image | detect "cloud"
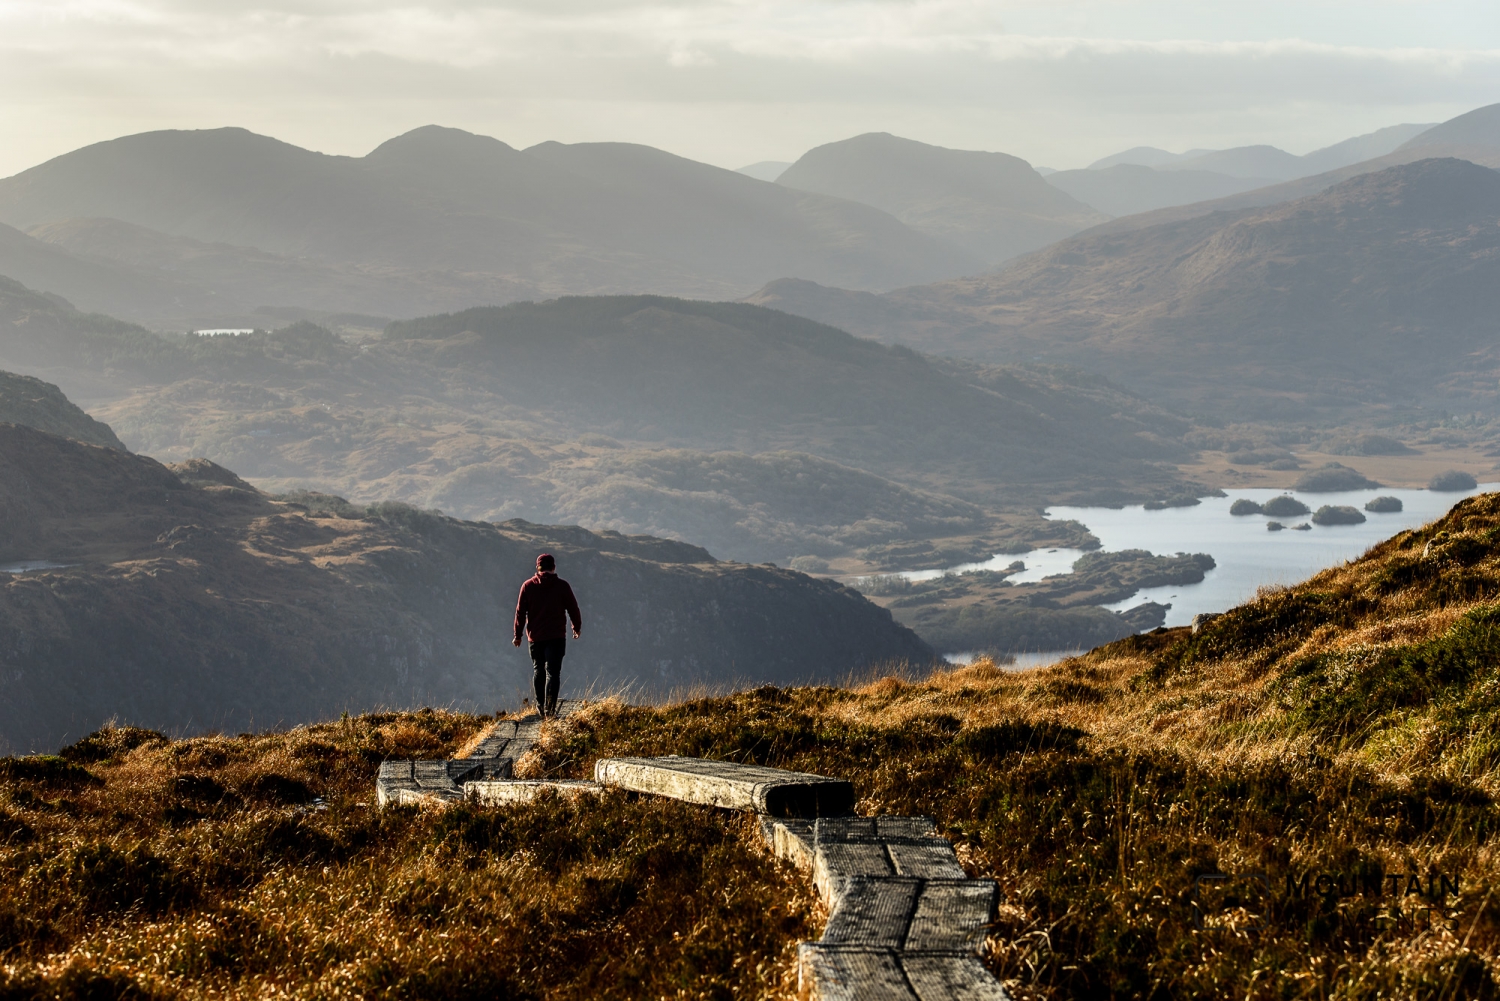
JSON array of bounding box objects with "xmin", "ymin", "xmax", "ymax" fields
[{"xmin": 0, "ymin": 0, "xmax": 1497, "ymax": 176}]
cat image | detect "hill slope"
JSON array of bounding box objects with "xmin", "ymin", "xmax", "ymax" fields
[
  {"xmin": 5, "ymin": 496, "xmax": 1500, "ymax": 997},
  {"xmin": 0, "ymin": 126, "xmax": 974, "ymax": 328},
  {"xmin": 777, "ymin": 133, "xmax": 1106, "ymax": 266},
  {"xmin": 0, "ymin": 369, "xmax": 122, "ymax": 448},
  {"xmin": 0, "ymin": 421, "xmax": 931, "ymax": 752},
  {"xmin": 752, "ymin": 158, "xmax": 1500, "ymax": 420},
  {"xmin": 1399, "ymin": 102, "xmax": 1500, "ymax": 150}
]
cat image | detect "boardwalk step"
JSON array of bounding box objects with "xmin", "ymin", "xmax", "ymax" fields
[
  {"xmin": 762, "ymin": 816, "xmax": 817, "ymax": 870},
  {"xmin": 466, "ymin": 779, "xmax": 605, "ymax": 806},
  {"xmin": 377, "ymin": 702, "xmax": 585, "ymax": 808},
  {"xmin": 823, "ymin": 876, "xmax": 997, "ymax": 954},
  {"xmin": 813, "ymin": 816, "xmax": 967, "ymax": 905},
  {"xmin": 376, "ymin": 757, "xmax": 513, "ymax": 806},
  {"xmin": 594, "ymin": 755, "xmax": 854, "ymax": 817},
  {"xmin": 797, "ymin": 944, "xmax": 1009, "ymax": 1001}
]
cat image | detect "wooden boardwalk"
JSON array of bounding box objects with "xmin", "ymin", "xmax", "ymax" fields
[{"xmin": 375, "ymin": 712, "xmax": 1010, "ymax": 999}]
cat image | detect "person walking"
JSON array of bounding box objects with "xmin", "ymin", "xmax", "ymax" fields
[{"xmin": 513, "ymin": 553, "xmax": 582, "ymax": 719}]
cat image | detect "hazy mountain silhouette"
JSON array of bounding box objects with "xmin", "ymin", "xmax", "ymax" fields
[
  {"xmin": 1044, "ymin": 165, "xmax": 1270, "ymax": 217},
  {"xmin": 736, "ymin": 160, "xmax": 792, "ymax": 181},
  {"xmin": 748, "ymin": 158, "xmax": 1500, "ymax": 420},
  {"xmin": 1088, "ymin": 146, "xmax": 1213, "ymax": 170},
  {"xmin": 1399, "ymin": 104, "xmax": 1500, "ymax": 149},
  {"xmin": 1059, "ymin": 124, "xmax": 1436, "ymax": 217},
  {"xmin": 1088, "ymin": 124, "xmax": 1432, "ymax": 178},
  {"xmin": 0, "ymin": 126, "xmax": 975, "ymax": 328},
  {"xmin": 0, "ymin": 221, "xmax": 212, "ymax": 324},
  {"xmin": 776, "ymin": 133, "xmax": 1106, "ymax": 266},
  {"xmin": 1302, "ymin": 123, "xmax": 1437, "ymax": 171},
  {"xmin": 1077, "ymin": 106, "xmax": 1500, "ymax": 234},
  {"xmin": 1161, "ymin": 145, "xmax": 1305, "ymax": 179}
]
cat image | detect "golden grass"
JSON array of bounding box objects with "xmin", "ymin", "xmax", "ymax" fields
[
  {"xmin": 0, "ymin": 710, "xmax": 816, "ymax": 1000},
  {"xmin": 10, "ymin": 496, "xmax": 1500, "ymax": 998}
]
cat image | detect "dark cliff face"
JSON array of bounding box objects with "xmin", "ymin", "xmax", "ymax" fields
[{"xmin": 0, "ymin": 425, "xmax": 931, "ymax": 752}]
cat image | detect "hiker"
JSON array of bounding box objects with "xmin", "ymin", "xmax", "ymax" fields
[{"xmin": 512, "ymin": 553, "xmax": 582, "ymax": 719}]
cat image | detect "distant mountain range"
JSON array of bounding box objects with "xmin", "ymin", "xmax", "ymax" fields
[
  {"xmin": 748, "ymin": 157, "xmax": 1500, "ymax": 421},
  {"xmin": 1046, "ymin": 122, "xmax": 1439, "ymax": 217},
  {"xmin": 736, "ymin": 160, "xmax": 792, "ymax": 181},
  {"xmin": 775, "ymin": 133, "xmax": 1107, "ymax": 267},
  {"xmin": 6, "ymin": 105, "xmax": 1500, "ymax": 334},
  {"xmin": 1082, "ymin": 104, "xmax": 1500, "ymax": 235},
  {"xmin": 0, "ymin": 126, "xmax": 976, "ymax": 328},
  {"xmin": 1087, "ymin": 123, "xmax": 1435, "ymax": 179}
]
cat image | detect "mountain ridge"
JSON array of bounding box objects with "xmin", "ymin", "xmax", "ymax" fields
[
  {"xmin": 776, "ymin": 132, "xmax": 1106, "ymax": 266},
  {"xmin": 748, "ymin": 158, "xmax": 1500, "ymax": 420},
  {"xmin": 0, "ymin": 126, "xmax": 977, "ymax": 328}
]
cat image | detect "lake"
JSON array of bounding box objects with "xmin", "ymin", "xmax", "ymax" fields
[
  {"xmin": 0, "ymin": 561, "xmax": 72, "ymax": 574},
  {"xmin": 896, "ymin": 482, "xmax": 1495, "ymax": 665},
  {"xmin": 1050, "ymin": 484, "xmax": 1495, "ymax": 627}
]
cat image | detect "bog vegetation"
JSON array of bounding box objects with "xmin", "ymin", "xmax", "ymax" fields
[{"xmin": 9, "ymin": 495, "xmax": 1500, "ymax": 997}]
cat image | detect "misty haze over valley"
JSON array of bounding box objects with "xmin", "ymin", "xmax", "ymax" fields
[{"xmin": 7, "ymin": 5, "xmax": 1500, "ymax": 994}]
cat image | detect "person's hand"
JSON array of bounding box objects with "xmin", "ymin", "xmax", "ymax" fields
[
  {"xmin": 512, "ymin": 638, "xmax": 522, "ymax": 647},
  {"xmin": 572, "ymin": 627, "xmax": 581, "ymax": 639}
]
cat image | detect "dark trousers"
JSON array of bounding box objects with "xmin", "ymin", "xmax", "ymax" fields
[{"xmin": 529, "ymin": 638, "xmax": 566, "ymax": 714}]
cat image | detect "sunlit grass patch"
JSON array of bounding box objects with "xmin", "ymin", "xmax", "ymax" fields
[{"xmin": 10, "ymin": 497, "xmax": 1500, "ymax": 996}]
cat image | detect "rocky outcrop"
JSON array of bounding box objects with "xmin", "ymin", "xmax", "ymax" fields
[{"xmin": 0, "ymin": 370, "xmax": 124, "ymax": 449}]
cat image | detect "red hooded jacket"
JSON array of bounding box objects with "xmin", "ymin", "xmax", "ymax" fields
[{"xmin": 513, "ymin": 571, "xmax": 582, "ymax": 644}]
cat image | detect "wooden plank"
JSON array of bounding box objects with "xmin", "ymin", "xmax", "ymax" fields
[
  {"xmin": 815, "ymin": 816, "xmax": 941, "ymax": 839},
  {"xmin": 905, "ymin": 880, "xmax": 998, "ymax": 953},
  {"xmin": 822, "ymin": 877, "xmax": 921, "ymax": 949},
  {"xmin": 798, "ymin": 944, "xmax": 916, "ymax": 1001},
  {"xmin": 901, "ymin": 953, "xmax": 1012, "ymax": 1001},
  {"xmin": 814, "ymin": 841, "xmax": 895, "ymax": 905},
  {"xmin": 466, "ymin": 779, "xmax": 604, "ymax": 806},
  {"xmin": 813, "ymin": 816, "xmax": 957, "ymax": 904},
  {"xmin": 593, "ymin": 756, "xmax": 854, "ymax": 816},
  {"xmin": 887, "ymin": 841, "xmax": 967, "ymax": 880},
  {"xmin": 773, "ymin": 818, "xmax": 817, "ymax": 871}
]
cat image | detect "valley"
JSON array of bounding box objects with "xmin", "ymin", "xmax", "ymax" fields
[
  {"xmin": 0, "ymin": 284, "xmax": 1197, "ymax": 570},
  {"xmin": 7, "ymin": 101, "xmax": 1500, "ymax": 749}
]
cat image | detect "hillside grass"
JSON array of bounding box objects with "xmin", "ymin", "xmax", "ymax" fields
[{"xmin": 11, "ymin": 494, "xmax": 1500, "ymax": 997}]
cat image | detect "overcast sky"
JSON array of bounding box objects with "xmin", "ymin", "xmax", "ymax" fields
[{"xmin": 3, "ymin": 0, "xmax": 1498, "ymax": 178}]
